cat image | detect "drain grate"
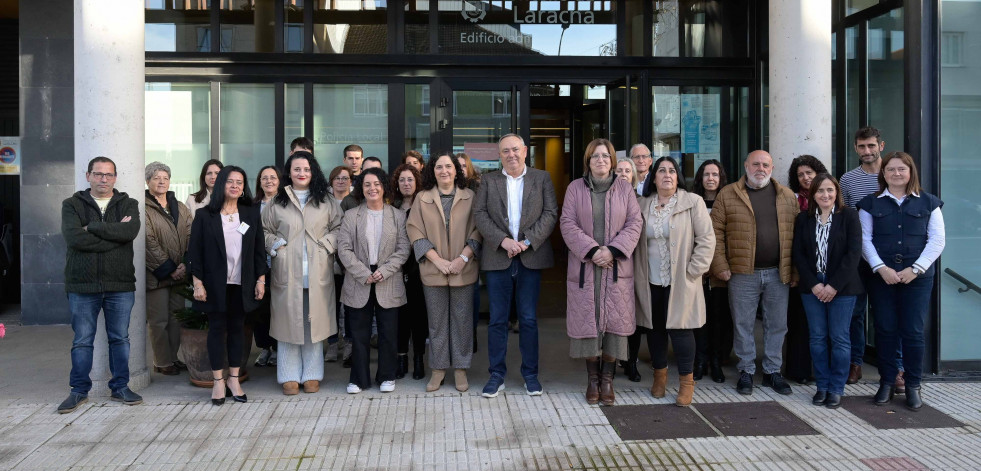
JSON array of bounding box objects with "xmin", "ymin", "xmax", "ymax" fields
[
  {"xmin": 840, "ymin": 396, "xmax": 965, "ymax": 429},
  {"xmin": 695, "ymin": 401, "xmax": 820, "ymax": 437},
  {"xmin": 601, "ymin": 404, "xmax": 719, "ymax": 441}
]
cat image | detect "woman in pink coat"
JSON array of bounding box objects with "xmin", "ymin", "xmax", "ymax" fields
[{"xmin": 560, "ymin": 138, "xmax": 643, "ymax": 406}]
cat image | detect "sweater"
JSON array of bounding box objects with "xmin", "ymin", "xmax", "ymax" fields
[{"xmin": 62, "ymin": 189, "xmax": 141, "ymax": 293}]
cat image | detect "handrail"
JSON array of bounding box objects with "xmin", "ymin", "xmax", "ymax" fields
[{"xmin": 945, "ymin": 268, "xmax": 981, "ymax": 295}]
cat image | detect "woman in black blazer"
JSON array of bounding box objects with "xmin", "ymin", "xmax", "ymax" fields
[
  {"xmin": 188, "ymin": 166, "xmax": 268, "ymax": 406},
  {"xmin": 792, "ymin": 173, "xmax": 863, "ymax": 409}
]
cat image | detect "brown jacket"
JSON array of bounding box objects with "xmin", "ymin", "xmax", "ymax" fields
[
  {"xmin": 406, "ymin": 187, "xmax": 482, "ymax": 287},
  {"xmin": 145, "ymin": 191, "xmax": 192, "ymax": 291},
  {"xmin": 709, "ymin": 176, "xmax": 799, "ymax": 284}
]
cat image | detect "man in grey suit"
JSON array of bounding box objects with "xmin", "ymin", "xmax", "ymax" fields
[{"xmin": 474, "ymin": 133, "xmax": 558, "ymax": 398}]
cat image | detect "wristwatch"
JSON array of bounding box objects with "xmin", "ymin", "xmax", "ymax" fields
[
  {"xmin": 912, "ymin": 266, "xmax": 923, "ymax": 276},
  {"xmin": 522, "ymin": 239, "xmax": 531, "ymax": 246},
  {"xmin": 459, "ymin": 254, "xmax": 470, "ymax": 263}
]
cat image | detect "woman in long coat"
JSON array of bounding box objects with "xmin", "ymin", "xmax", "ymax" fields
[
  {"xmin": 560, "ymin": 138, "xmax": 643, "ymax": 406},
  {"xmin": 632, "ymin": 157, "xmax": 715, "ymax": 407},
  {"xmin": 262, "ymin": 151, "xmax": 342, "ymax": 395}
]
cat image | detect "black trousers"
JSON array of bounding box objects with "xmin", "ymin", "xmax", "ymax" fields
[
  {"xmin": 783, "ymin": 286, "xmax": 813, "ymax": 380},
  {"xmin": 694, "ymin": 284, "xmax": 734, "ymax": 364},
  {"xmin": 251, "ymin": 279, "xmax": 275, "ymax": 350},
  {"xmin": 397, "ymin": 273, "xmax": 428, "ymax": 356},
  {"xmin": 628, "ymin": 284, "xmax": 696, "ymax": 375},
  {"xmin": 328, "ymin": 274, "xmax": 349, "ymax": 343},
  {"xmin": 346, "ymin": 285, "xmax": 398, "ymax": 389},
  {"xmin": 206, "ymin": 284, "xmax": 246, "ymax": 370}
]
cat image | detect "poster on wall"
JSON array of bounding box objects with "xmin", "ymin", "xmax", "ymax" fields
[
  {"xmin": 0, "ymin": 137, "xmax": 19, "ymax": 175},
  {"xmin": 680, "ymin": 95, "xmax": 720, "ymax": 154},
  {"xmin": 654, "ymin": 94, "xmax": 680, "ymax": 135},
  {"xmin": 463, "ymin": 142, "xmax": 503, "ymax": 172}
]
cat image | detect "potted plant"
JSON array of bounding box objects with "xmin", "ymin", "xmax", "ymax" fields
[{"xmin": 174, "ymin": 284, "xmax": 252, "ymax": 387}]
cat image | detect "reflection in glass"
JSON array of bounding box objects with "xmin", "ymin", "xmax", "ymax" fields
[
  {"xmin": 940, "ymin": 0, "xmax": 981, "ymax": 362},
  {"xmin": 846, "ymin": 0, "xmax": 878, "ymax": 16},
  {"xmin": 220, "ymin": 83, "xmax": 276, "ymax": 182},
  {"xmin": 220, "ymin": 0, "xmax": 277, "ymax": 52},
  {"xmin": 845, "ymin": 27, "xmax": 859, "ymax": 161},
  {"xmin": 867, "ymin": 8, "xmax": 904, "ymax": 146},
  {"xmin": 314, "ymin": 0, "xmax": 388, "ymax": 54},
  {"xmin": 145, "ymin": 0, "xmax": 212, "ymax": 52},
  {"xmin": 640, "ymin": 1, "xmax": 749, "ymax": 57},
  {"xmin": 145, "ymin": 82, "xmax": 211, "ymax": 202},
  {"xmin": 404, "ymin": 1, "xmax": 430, "ymax": 54},
  {"xmin": 284, "ymin": 83, "xmax": 304, "ymax": 151},
  {"xmin": 285, "ymin": 0, "xmax": 304, "ymax": 53},
  {"xmin": 452, "ymin": 90, "xmax": 512, "ymax": 170},
  {"xmin": 314, "ymin": 84, "xmax": 389, "ymax": 170},
  {"xmin": 405, "ymin": 84, "xmax": 431, "ymax": 161}
]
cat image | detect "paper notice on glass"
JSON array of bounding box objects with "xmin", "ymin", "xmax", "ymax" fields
[
  {"xmin": 680, "ymin": 95, "xmax": 720, "ymax": 154},
  {"xmin": 0, "ymin": 137, "xmax": 20, "ymax": 175},
  {"xmin": 654, "ymin": 94, "xmax": 680, "ymax": 135}
]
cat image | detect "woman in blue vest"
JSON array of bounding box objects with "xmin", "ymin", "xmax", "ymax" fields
[{"xmin": 856, "ymin": 151, "xmax": 945, "ymax": 411}]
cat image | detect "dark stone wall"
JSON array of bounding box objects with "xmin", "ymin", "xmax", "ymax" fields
[{"xmin": 19, "ymin": 0, "xmax": 74, "ymax": 324}]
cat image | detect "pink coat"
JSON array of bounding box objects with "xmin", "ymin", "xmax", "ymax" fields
[{"xmin": 560, "ymin": 177, "xmax": 643, "ymax": 339}]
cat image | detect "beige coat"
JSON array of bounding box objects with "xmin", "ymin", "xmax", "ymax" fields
[
  {"xmin": 145, "ymin": 191, "xmax": 192, "ymax": 291},
  {"xmin": 406, "ymin": 187, "xmax": 482, "ymax": 287},
  {"xmin": 261, "ymin": 187, "xmax": 342, "ymax": 344},
  {"xmin": 632, "ymin": 190, "xmax": 716, "ymax": 330},
  {"xmin": 337, "ymin": 204, "xmax": 410, "ymax": 309}
]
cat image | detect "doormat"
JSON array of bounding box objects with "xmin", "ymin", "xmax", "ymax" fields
[
  {"xmin": 695, "ymin": 401, "xmax": 819, "ymax": 437},
  {"xmin": 602, "ymin": 404, "xmax": 718, "ymax": 441},
  {"xmin": 840, "ymin": 396, "xmax": 965, "ymax": 429}
]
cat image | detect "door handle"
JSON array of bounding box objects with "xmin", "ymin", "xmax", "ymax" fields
[
  {"xmin": 439, "ymin": 119, "xmax": 449, "ymax": 130},
  {"xmin": 439, "ymin": 97, "xmax": 448, "ymax": 107}
]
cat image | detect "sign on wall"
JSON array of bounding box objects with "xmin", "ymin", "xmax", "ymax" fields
[
  {"xmin": 0, "ymin": 137, "xmax": 19, "ymax": 175},
  {"xmin": 680, "ymin": 95, "xmax": 720, "ymax": 154}
]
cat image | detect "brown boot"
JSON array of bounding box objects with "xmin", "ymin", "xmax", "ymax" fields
[
  {"xmin": 895, "ymin": 371, "xmax": 906, "ymax": 394},
  {"xmin": 650, "ymin": 367, "xmax": 668, "ymax": 398},
  {"xmin": 303, "ymin": 380, "xmax": 320, "ymax": 393},
  {"xmin": 599, "ymin": 355, "xmax": 617, "ymax": 406},
  {"xmin": 676, "ymin": 373, "xmax": 694, "ymax": 407},
  {"xmin": 282, "ymin": 381, "xmax": 299, "ymax": 396},
  {"xmin": 585, "ymin": 358, "xmax": 601, "ymax": 405},
  {"xmin": 846, "ymin": 363, "xmax": 862, "ymax": 384},
  {"xmin": 426, "ymin": 369, "xmax": 445, "ymax": 392}
]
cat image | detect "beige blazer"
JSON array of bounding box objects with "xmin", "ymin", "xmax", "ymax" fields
[
  {"xmin": 337, "ymin": 203, "xmax": 410, "ymax": 309},
  {"xmin": 261, "ymin": 187, "xmax": 343, "ymax": 344},
  {"xmin": 406, "ymin": 187, "xmax": 482, "ymax": 287},
  {"xmin": 632, "ymin": 190, "xmax": 716, "ymax": 330}
]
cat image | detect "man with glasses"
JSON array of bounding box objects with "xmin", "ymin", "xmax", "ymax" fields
[
  {"xmin": 629, "ymin": 144, "xmax": 654, "ymax": 196},
  {"xmin": 58, "ymin": 157, "xmax": 142, "ymax": 413},
  {"xmin": 474, "ymin": 133, "xmax": 558, "ymax": 397}
]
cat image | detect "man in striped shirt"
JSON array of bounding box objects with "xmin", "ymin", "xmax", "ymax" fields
[{"xmin": 839, "ymin": 126, "xmax": 905, "ymax": 394}]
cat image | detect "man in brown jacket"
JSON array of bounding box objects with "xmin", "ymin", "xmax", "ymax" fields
[{"xmin": 710, "ymin": 150, "xmax": 799, "ymax": 396}]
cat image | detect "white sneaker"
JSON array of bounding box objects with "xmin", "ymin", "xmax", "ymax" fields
[
  {"xmin": 268, "ymin": 350, "xmax": 277, "ymax": 366},
  {"xmin": 346, "ymin": 383, "xmax": 362, "ymax": 394},
  {"xmin": 380, "ymin": 381, "xmax": 395, "ymax": 393},
  {"xmin": 324, "ymin": 343, "xmax": 339, "ymax": 362}
]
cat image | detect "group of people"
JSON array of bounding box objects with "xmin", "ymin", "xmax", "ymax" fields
[{"xmin": 57, "ymin": 126, "xmax": 943, "ymax": 415}]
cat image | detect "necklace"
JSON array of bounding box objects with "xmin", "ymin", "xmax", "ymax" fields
[{"xmin": 221, "ymin": 209, "xmax": 236, "ymax": 222}]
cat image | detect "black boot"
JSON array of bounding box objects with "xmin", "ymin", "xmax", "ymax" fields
[
  {"xmin": 623, "ymin": 360, "xmax": 641, "ymax": 382},
  {"xmin": 905, "ymin": 385, "xmax": 923, "ymax": 411},
  {"xmin": 693, "ymin": 359, "xmax": 706, "ymax": 381},
  {"xmin": 395, "ymin": 354, "xmax": 408, "ymax": 379},
  {"xmin": 874, "ymin": 384, "xmax": 895, "ymax": 405},
  {"xmin": 709, "ymin": 358, "xmax": 725, "ymax": 383},
  {"xmin": 412, "ymin": 354, "xmax": 426, "ymax": 380}
]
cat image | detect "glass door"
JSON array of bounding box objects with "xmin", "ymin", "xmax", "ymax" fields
[{"xmin": 431, "ymin": 80, "xmax": 518, "ymax": 174}]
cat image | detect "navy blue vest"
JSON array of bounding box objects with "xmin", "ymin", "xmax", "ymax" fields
[{"xmin": 856, "ymin": 192, "xmax": 942, "ymax": 277}]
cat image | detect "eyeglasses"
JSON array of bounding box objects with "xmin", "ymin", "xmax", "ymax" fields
[
  {"xmin": 260, "ymin": 176, "xmax": 278, "ymax": 182},
  {"xmin": 90, "ymin": 172, "xmax": 116, "ymax": 180},
  {"xmin": 334, "ymin": 176, "xmax": 351, "ymax": 182},
  {"xmin": 590, "ymin": 153, "xmax": 612, "ymax": 161},
  {"xmin": 631, "ymin": 154, "xmax": 652, "ymax": 160}
]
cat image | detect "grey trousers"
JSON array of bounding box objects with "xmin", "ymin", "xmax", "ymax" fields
[
  {"xmin": 146, "ymin": 286, "xmax": 183, "ymax": 367},
  {"xmin": 728, "ymin": 268, "xmax": 790, "ymax": 375},
  {"xmin": 423, "ymin": 284, "xmax": 474, "ymax": 370}
]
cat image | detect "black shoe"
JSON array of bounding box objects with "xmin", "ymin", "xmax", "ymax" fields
[
  {"xmin": 736, "ymin": 371, "xmax": 753, "ymax": 395},
  {"xmin": 110, "ymin": 387, "xmax": 143, "ymax": 405},
  {"xmin": 395, "ymin": 355, "xmax": 408, "ymax": 379},
  {"xmin": 825, "ymin": 392, "xmax": 842, "ymax": 409},
  {"xmin": 57, "ymin": 392, "xmax": 88, "ymax": 414},
  {"xmin": 227, "ymin": 375, "xmax": 247, "ymax": 403},
  {"xmin": 905, "ymin": 385, "xmax": 923, "ymax": 411},
  {"xmin": 412, "ymin": 355, "xmax": 425, "ymax": 380},
  {"xmin": 212, "ymin": 376, "xmax": 226, "ymax": 406},
  {"xmin": 710, "ymin": 359, "xmax": 725, "ymax": 383},
  {"xmin": 692, "ymin": 360, "xmax": 706, "ymax": 381},
  {"xmin": 762, "ymin": 373, "xmax": 793, "ymax": 395},
  {"xmin": 812, "ymin": 390, "xmax": 828, "ymax": 406},
  {"xmin": 343, "ymin": 356, "xmax": 353, "ymax": 368},
  {"xmin": 874, "ymin": 384, "xmax": 895, "ymax": 406},
  {"xmin": 623, "ymin": 360, "xmax": 641, "ymax": 383}
]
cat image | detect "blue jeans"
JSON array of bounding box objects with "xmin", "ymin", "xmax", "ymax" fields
[
  {"xmin": 728, "ymin": 268, "xmax": 790, "ymax": 375},
  {"xmin": 800, "ymin": 274, "xmax": 855, "ymax": 395},
  {"xmin": 68, "ymin": 291, "xmax": 135, "ymax": 395},
  {"xmin": 868, "ymin": 274, "xmax": 934, "ymax": 388},
  {"xmin": 485, "ymin": 258, "xmax": 541, "ymax": 380}
]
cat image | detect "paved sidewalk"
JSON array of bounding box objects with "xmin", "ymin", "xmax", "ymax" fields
[{"xmin": 2, "ymin": 318, "xmax": 981, "ymax": 470}]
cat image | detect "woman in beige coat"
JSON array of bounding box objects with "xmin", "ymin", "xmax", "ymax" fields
[
  {"xmin": 406, "ymin": 152, "xmax": 481, "ymax": 392},
  {"xmin": 145, "ymin": 162, "xmax": 192, "ymax": 376},
  {"xmin": 261, "ymin": 151, "xmax": 342, "ymax": 395},
  {"xmin": 632, "ymin": 157, "xmax": 715, "ymax": 406}
]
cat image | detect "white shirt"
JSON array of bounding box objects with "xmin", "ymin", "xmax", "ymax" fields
[
  {"xmin": 635, "ymin": 172, "xmax": 649, "ymax": 196},
  {"xmin": 505, "ymin": 165, "xmax": 527, "ymax": 241},
  {"xmin": 858, "ymin": 192, "xmax": 946, "ymax": 273}
]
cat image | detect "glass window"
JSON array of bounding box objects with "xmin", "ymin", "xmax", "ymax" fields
[
  {"xmin": 405, "ymin": 84, "xmax": 431, "ymax": 160},
  {"xmin": 845, "ymin": 26, "xmax": 859, "ymax": 168},
  {"xmin": 313, "ymin": 1, "xmax": 388, "ymax": 53},
  {"xmin": 867, "ymin": 8, "xmax": 903, "ymax": 146},
  {"xmin": 313, "ymin": 84, "xmax": 389, "ymax": 170},
  {"xmin": 145, "ymin": 0, "xmax": 212, "ymax": 52},
  {"xmin": 627, "ymin": 1, "xmax": 750, "ymax": 57},
  {"xmin": 284, "ymin": 83, "xmax": 305, "ymax": 152},
  {"xmin": 942, "ymin": 32, "xmax": 964, "ymax": 67},
  {"xmin": 285, "ymin": 0, "xmax": 304, "ymax": 53},
  {"xmin": 846, "ymin": 0, "xmax": 879, "ymax": 16},
  {"xmin": 220, "ymin": 0, "xmax": 277, "ymax": 52},
  {"xmin": 940, "ymin": 0, "xmax": 981, "ymax": 363},
  {"xmin": 435, "ymin": 1, "xmax": 616, "ymax": 56},
  {"xmin": 220, "ymin": 84, "xmax": 276, "ymax": 182},
  {"xmin": 451, "ymin": 90, "xmax": 514, "ymax": 170},
  {"xmin": 145, "ymin": 83, "xmax": 212, "ymax": 203},
  {"xmin": 404, "ymin": 1, "xmax": 430, "ymax": 54}
]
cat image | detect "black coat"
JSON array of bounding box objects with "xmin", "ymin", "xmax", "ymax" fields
[
  {"xmin": 792, "ymin": 206, "xmax": 864, "ymax": 296},
  {"xmin": 187, "ymin": 204, "xmax": 268, "ymax": 313}
]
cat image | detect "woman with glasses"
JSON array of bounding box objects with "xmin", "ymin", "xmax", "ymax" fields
[
  {"xmin": 251, "ymin": 165, "xmax": 281, "ymax": 368},
  {"xmin": 391, "ymin": 163, "xmax": 428, "ymax": 380},
  {"xmin": 324, "ymin": 166, "xmax": 354, "ymax": 365},
  {"xmin": 560, "ymin": 139, "xmax": 643, "ymax": 406}
]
